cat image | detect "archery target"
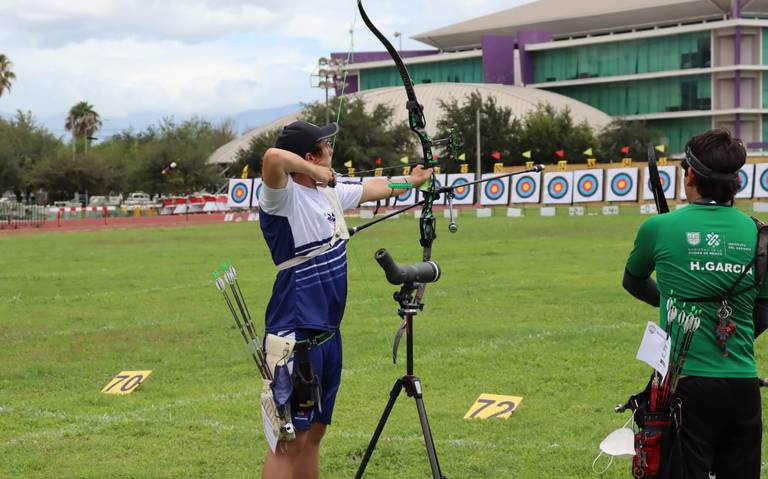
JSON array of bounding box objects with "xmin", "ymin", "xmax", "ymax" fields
[
  {"xmin": 227, "ymin": 178, "xmax": 253, "ymax": 209},
  {"xmin": 642, "ymin": 165, "xmax": 677, "ymax": 200},
  {"xmin": 252, "ymin": 179, "xmax": 263, "ymax": 207},
  {"xmin": 480, "ymin": 174, "xmax": 510, "ymax": 205},
  {"xmin": 542, "ymin": 172, "xmax": 573, "ymax": 204},
  {"xmin": 511, "ymin": 172, "xmax": 541, "ymax": 204},
  {"xmin": 605, "ymin": 168, "xmax": 639, "ymax": 202},
  {"xmin": 446, "ymin": 173, "xmax": 475, "ymax": 205},
  {"xmin": 417, "ymin": 173, "xmax": 446, "ymax": 205},
  {"xmin": 572, "ymin": 169, "xmax": 604, "ymax": 203},
  {"xmin": 735, "ymin": 164, "xmax": 755, "ymax": 199},
  {"xmin": 753, "ymin": 163, "xmax": 768, "ymax": 198}
]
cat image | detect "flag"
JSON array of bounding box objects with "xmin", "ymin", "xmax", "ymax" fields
[
  {"xmin": 555, "ymin": 149, "xmax": 565, "ymax": 159},
  {"xmin": 655, "ymin": 144, "xmax": 666, "ymax": 153},
  {"xmin": 491, "ymin": 151, "xmax": 502, "ymax": 161},
  {"xmin": 432, "ymin": 153, "xmax": 440, "ymax": 162},
  {"xmin": 620, "ymin": 146, "xmax": 630, "ymax": 154},
  {"xmin": 241, "ymin": 164, "xmax": 249, "ymax": 179},
  {"xmin": 399, "ymin": 156, "xmax": 409, "ymax": 164},
  {"xmin": 458, "ymin": 153, "xmax": 466, "ymax": 161},
  {"xmin": 583, "ymin": 148, "xmax": 593, "ymax": 156},
  {"xmin": 522, "ymin": 150, "xmax": 532, "ymax": 159},
  {"xmin": 344, "ymin": 160, "xmax": 353, "ymax": 168},
  {"xmin": 375, "ymin": 158, "xmax": 382, "ymax": 166}
]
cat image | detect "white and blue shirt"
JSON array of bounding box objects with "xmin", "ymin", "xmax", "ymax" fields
[{"xmin": 258, "ymin": 177, "xmax": 363, "ymax": 333}]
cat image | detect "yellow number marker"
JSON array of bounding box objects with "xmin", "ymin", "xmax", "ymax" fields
[
  {"xmin": 464, "ymin": 394, "xmax": 523, "ymax": 420},
  {"xmin": 101, "ymin": 370, "xmax": 152, "ymax": 395},
  {"xmin": 460, "ymin": 163, "xmax": 469, "ymax": 173}
]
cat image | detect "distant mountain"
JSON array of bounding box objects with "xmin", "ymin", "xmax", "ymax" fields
[{"xmin": 29, "ymin": 103, "xmax": 301, "ymax": 140}]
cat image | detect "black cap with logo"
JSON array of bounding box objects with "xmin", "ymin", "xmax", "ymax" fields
[{"xmin": 275, "ymin": 121, "xmax": 339, "ymax": 158}]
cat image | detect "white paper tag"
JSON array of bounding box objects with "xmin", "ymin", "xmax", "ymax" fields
[
  {"xmin": 261, "ymin": 403, "xmax": 278, "ymax": 453},
  {"xmin": 636, "ymin": 321, "xmax": 671, "ymax": 378}
]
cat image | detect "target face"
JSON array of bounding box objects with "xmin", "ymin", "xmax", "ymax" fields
[
  {"xmin": 738, "ymin": 170, "xmax": 748, "ymax": 192},
  {"xmin": 230, "ymin": 182, "xmax": 249, "ymax": 204},
  {"xmin": 645, "ymin": 170, "xmax": 671, "ymax": 193},
  {"xmin": 577, "ymin": 174, "xmax": 599, "ymax": 197},
  {"xmin": 255, "ymin": 182, "xmax": 263, "ymax": 199},
  {"xmin": 398, "ymin": 187, "xmax": 413, "ymax": 202},
  {"xmin": 515, "ymin": 177, "xmax": 537, "ymax": 199},
  {"xmin": 484, "ymin": 178, "xmax": 506, "ymax": 201},
  {"xmin": 547, "ymin": 177, "xmax": 569, "ymax": 199},
  {"xmin": 451, "ymin": 178, "xmax": 471, "ymax": 200},
  {"xmin": 611, "ymin": 173, "xmax": 633, "ymax": 196},
  {"xmin": 760, "ymin": 170, "xmax": 768, "ymax": 192}
]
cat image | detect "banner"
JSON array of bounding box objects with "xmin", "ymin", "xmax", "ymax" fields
[
  {"xmin": 735, "ymin": 163, "xmax": 755, "ymax": 199},
  {"xmin": 252, "ymin": 179, "xmax": 263, "ymax": 208},
  {"xmin": 605, "ymin": 167, "xmax": 639, "ymax": 202},
  {"xmin": 642, "ymin": 165, "xmax": 677, "ymax": 201},
  {"xmin": 572, "ymin": 169, "xmax": 604, "ymax": 203},
  {"xmin": 445, "ymin": 173, "xmax": 475, "ymax": 205},
  {"xmin": 754, "ymin": 163, "xmax": 768, "ymax": 198},
  {"xmin": 227, "ymin": 178, "xmax": 254, "ymax": 209},
  {"xmin": 480, "ymin": 174, "xmax": 510, "ymax": 206},
  {"xmin": 510, "ymin": 172, "xmax": 541, "ymax": 204},
  {"xmin": 542, "ymin": 172, "xmax": 574, "ymax": 204}
]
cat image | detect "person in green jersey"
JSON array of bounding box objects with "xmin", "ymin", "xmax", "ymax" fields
[{"xmin": 623, "ymin": 129, "xmax": 767, "ymax": 478}]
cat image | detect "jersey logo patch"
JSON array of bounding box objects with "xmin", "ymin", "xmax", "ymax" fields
[
  {"xmin": 326, "ymin": 212, "xmax": 336, "ymax": 224},
  {"xmin": 706, "ymin": 233, "xmax": 721, "ymax": 247},
  {"xmin": 686, "ymin": 232, "xmax": 700, "ymax": 246}
]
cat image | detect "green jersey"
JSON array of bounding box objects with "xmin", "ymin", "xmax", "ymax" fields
[{"xmin": 626, "ymin": 203, "xmax": 768, "ymax": 378}]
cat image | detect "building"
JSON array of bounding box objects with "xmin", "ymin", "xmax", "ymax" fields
[{"xmin": 337, "ymin": 0, "xmax": 768, "ymax": 154}]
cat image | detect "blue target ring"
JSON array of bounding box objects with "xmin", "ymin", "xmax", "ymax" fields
[
  {"xmin": 484, "ymin": 178, "xmax": 506, "ymax": 201},
  {"xmin": 610, "ymin": 173, "xmax": 633, "ymax": 196},
  {"xmin": 645, "ymin": 171, "xmax": 671, "ymax": 193},
  {"xmin": 255, "ymin": 183, "xmax": 263, "ymax": 200},
  {"xmin": 398, "ymin": 187, "xmax": 413, "ymax": 202},
  {"xmin": 577, "ymin": 174, "xmax": 599, "ymax": 197},
  {"xmin": 738, "ymin": 170, "xmax": 748, "ymax": 192},
  {"xmin": 451, "ymin": 178, "xmax": 471, "ymax": 200},
  {"xmin": 547, "ymin": 176, "xmax": 569, "ymax": 199},
  {"xmin": 760, "ymin": 170, "xmax": 768, "ymax": 192},
  {"xmin": 230, "ymin": 182, "xmax": 249, "ymax": 204},
  {"xmin": 515, "ymin": 176, "xmax": 537, "ymax": 199}
]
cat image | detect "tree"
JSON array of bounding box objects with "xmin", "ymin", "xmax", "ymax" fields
[
  {"xmin": 0, "ymin": 54, "xmax": 16, "ymax": 98},
  {"xmin": 435, "ymin": 91, "xmax": 522, "ymax": 172},
  {"xmin": 64, "ymin": 101, "xmax": 102, "ymax": 159},
  {"xmin": 596, "ymin": 120, "xmax": 663, "ymax": 163},
  {"xmin": 517, "ymin": 103, "xmax": 597, "ymax": 166}
]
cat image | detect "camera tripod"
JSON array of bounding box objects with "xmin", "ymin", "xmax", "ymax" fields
[{"xmin": 354, "ymin": 281, "xmax": 447, "ymax": 479}]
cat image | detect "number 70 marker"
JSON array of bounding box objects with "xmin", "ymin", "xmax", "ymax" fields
[{"xmin": 101, "ymin": 370, "xmax": 152, "ymax": 395}]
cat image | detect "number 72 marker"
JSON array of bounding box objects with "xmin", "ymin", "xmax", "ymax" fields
[{"xmin": 464, "ymin": 394, "xmax": 523, "ymax": 420}]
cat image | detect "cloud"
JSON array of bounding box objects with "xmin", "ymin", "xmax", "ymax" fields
[{"xmin": 0, "ymin": 0, "xmax": 531, "ymax": 131}]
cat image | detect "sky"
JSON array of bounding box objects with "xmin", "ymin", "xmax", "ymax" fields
[{"xmin": 0, "ymin": 0, "xmax": 531, "ymax": 137}]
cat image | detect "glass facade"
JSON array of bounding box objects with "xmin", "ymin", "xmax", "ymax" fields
[
  {"xmin": 647, "ymin": 118, "xmax": 712, "ymax": 153},
  {"xmin": 359, "ymin": 57, "xmax": 484, "ymax": 90},
  {"xmin": 533, "ymin": 32, "xmax": 711, "ymax": 83},
  {"xmin": 763, "ymin": 115, "xmax": 768, "ymax": 143},
  {"xmin": 546, "ymin": 76, "xmax": 711, "ymax": 116}
]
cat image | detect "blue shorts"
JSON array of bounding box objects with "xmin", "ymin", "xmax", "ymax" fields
[{"xmin": 280, "ymin": 329, "xmax": 343, "ymax": 431}]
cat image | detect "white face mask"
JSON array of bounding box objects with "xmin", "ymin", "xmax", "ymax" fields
[{"xmin": 592, "ymin": 416, "xmax": 636, "ymax": 474}]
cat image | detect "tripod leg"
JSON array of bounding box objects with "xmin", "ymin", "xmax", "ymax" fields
[
  {"xmin": 412, "ymin": 378, "xmax": 446, "ymax": 479},
  {"xmin": 354, "ymin": 378, "xmax": 405, "ymax": 479}
]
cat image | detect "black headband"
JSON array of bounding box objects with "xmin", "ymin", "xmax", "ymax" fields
[{"xmin": 683, "ymin": 147, "xmax": 739, "ymax": 180}]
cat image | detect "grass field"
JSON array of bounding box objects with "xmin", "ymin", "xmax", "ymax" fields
[{"xmin": 2, "ymin": 210, "xmax": 768, "ymax": 478}]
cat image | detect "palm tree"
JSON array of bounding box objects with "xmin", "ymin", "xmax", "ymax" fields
[
  {"xmin": 65, "ymin": 101, "xmax": 102, "ymax": 160},
  {"xmin": 0, "ymin": 54, "xmax": 16, "ymax": 98}
]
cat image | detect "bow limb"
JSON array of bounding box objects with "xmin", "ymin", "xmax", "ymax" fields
[
  {"xmin": 647, "ymin": 145, "xmax": 669, "ymax": 214},
  {"xmin": 357, "ymin": 0, "xmax": 437, "ymax": 262}
]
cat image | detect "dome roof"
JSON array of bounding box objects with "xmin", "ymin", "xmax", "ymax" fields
[{"xmin": 209, "ymin": 82, "xmax": 613, "ymax": 164}]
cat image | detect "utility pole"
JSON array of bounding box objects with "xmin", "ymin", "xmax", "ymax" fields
[{"xmin": 475, "ymin": 108, "xmax": 481, "ymax": 203}]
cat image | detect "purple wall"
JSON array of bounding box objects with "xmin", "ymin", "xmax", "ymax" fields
[
  {"xmin": 480, "ymin": 35, "xmax": 516, "ymax": 85},
  {"xmin": 517, "ymin": 31, "xmax": 553, "ymax": 85}
]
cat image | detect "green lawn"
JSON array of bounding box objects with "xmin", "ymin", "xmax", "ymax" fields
[{"xmin": 2, "ymin": 211, "xmax": 768, "ymax": 478}]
